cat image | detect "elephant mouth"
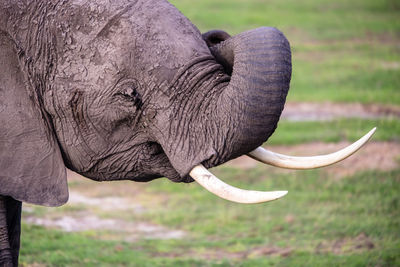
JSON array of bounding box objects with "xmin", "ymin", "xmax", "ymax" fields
[{"xmin": 188, "ymin": 128, "xmax": 376, "ymax": 204}]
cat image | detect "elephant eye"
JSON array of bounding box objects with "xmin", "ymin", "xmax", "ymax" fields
[{"xmin": 115, "ymin": 81, "xmax": 143, "ymax": 109}]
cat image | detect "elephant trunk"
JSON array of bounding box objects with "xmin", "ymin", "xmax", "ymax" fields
[
  {"xmin": 211, "ymin": 27, "xmax": 292, "ymax": 163},
  {"xmin": 154, "ymin": 27, "xmax": 291, "ymax": 180}
]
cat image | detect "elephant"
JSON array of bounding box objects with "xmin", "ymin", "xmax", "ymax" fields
[{"xmin": 0, "ymin": 0, "xmax": 375, "ymax": 265}]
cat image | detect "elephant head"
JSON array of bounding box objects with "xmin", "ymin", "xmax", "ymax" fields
[{"xmin": 0, "ymin": 0, "xmax": 375, "ymax": 207}]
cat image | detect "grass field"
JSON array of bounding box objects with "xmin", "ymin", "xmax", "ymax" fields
[{"xmin": 19, "ymin": 0, "xmax": 399, "ymax": 266}]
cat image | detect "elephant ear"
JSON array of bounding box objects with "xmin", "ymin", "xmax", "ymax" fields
[
  {"xmin": 0, "ymin": 32, "xmax": 68, "ymax": 206},
  {"xmin": 202, "ymin": 30, "xmax": 231, "ymax": 47}
]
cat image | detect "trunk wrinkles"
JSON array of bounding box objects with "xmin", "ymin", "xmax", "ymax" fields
[
  {"xmin": 215, "ymin": 27, "xmax": 292, "ymax": 163},
  {"xmin": 156, "ymin": 28, "xmax": 292, "ymax": 179},
  {"xmin": 153, "ymin": 55, "xmax": 232, "ymax": 178}
]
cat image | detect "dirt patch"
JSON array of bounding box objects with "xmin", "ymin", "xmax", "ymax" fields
[
  {"xmin": 68, "ymin": 191, "xmax": 145, "ymax": 213},
  {"xmin": 227, "ymin": 141, "xmax": 400, "ymax": 178},
  {"xmin": 246, "ymin": 246, "xmax": 293, "ymax": 258},
  {"xmin": 380, "ymin": 61, "xmax": 400, "ymax": 70},
  {"xmin": 316, "ymin": 233, "xmax": 375, "ymax": 255},
  {"xmin": 189, "ymin": 249, "xmax": 245, "ymax": 260},
  {"xmin": 153, "ymin": 246, "xmax": 292, "ymax": 260},
  {"xmin": 23, "ymin": 264, "xmax": 46, "ymax": 267},
  {"xmin": 281, "ymin": 102, "xmax": 400, "ymax": 121},
  {"xmin": 66, "ymin": 170, "xmax": 170, "ymax": 206},
  {"xmin": 324, "ymin": 141, "xmax": 400, "ymax": 178},
  {"xmin": 24, "ymin": 214, "xmax": 185, "ymax": 241}
]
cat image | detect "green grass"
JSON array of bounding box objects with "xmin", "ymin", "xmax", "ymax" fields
[
  {"xmin": 170, "ymin": 0, "xmax": 400, "ymax": 105},
  {"xmin": 290, "ymin": 43, "xmax": 400, "ymax": 104},
  {"xmin": 170, "ymin": 0, "xmax": 400, "ymax": 38},
  {"xmin": 20, "ymin": 169, "xmax": 400, "ymax": 266}
]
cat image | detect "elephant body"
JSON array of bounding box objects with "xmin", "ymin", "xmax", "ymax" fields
[{"xmin": 0, "ymin": 1, "xmax": 291, "ymax": 265}]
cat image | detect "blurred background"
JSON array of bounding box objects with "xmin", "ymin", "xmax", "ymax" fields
[{"xmin": 20, "ymin": 0, "xmax": 399, "ymax": 266}]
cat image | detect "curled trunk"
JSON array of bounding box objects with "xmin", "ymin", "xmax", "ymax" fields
[
  {"xmin": 213, "ymin": 27, "xmax": 292, "ymax": 161},
  {"xmin": 157, "ymin": 27, "xmax": 292, "ymax": 179}
]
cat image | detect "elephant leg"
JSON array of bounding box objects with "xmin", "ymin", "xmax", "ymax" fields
[
  {"xmin": 5, "ymin": 197, "xmax": 21, "ymax": 267},
  {"xmin": 0, "ymin": 196, "xmax": 13, "ymax": 266},
  {"xmin": 0, "ymin": 196, "xmax": 21, "ymax": 267}
]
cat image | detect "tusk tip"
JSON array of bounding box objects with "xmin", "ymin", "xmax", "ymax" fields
[
  {"xmin": 365, "ymin": 127, "xmax": 377, "ymax": 140},
  {"xmin": 273, "ymin": 190, "xmax": 288, "ymax": 200}
]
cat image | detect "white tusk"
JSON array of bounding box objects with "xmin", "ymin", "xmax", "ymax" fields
[
  {"xmin": 248, "ymin": 127, "xmax": 376, "ymax": 170},
  {"xmin": 189, "ymin": 164, "xmax": 287, "ymax": 204}
]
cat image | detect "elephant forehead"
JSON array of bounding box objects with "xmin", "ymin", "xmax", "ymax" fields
[
  {"xmin": 128, "ymin": 0, "xmax": 210, "ymax": 63},
  {"xmin": 93, "ymin": 0, "xmax": 211, "ymax": 74},
  {"xmin": 55, "ymin": 0, "xmax": 210, "ymax": 85}
]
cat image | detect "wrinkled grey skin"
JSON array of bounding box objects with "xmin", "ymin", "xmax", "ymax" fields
[{"xmin": 0, "ymin": 0, "xmax": 291, "ymax": 265}]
